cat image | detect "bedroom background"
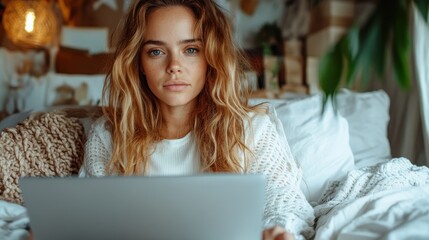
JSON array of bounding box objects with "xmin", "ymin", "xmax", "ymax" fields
[{"xmin": 0, "ymin": 0, "xmax": 427, "ymax": 167}]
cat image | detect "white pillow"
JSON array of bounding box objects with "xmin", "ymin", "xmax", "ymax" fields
[
  {"xmin": 251, "ymin": 94, "xmax": 355, "ymax": 203},
  {"xmin": 336, "ymin": 89, "xmax": 391, "ymax": 168}
]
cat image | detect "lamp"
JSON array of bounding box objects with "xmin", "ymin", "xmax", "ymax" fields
[
  {"xmin": 1, "ymin": 1, "xmax": 59, "ymax": 114},
  {"xmin": 2, "ymin": 0, "xmax": 58, "ymax": 47}
]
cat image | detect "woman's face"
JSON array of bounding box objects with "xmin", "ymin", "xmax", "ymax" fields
[{"xmin": 141, "ymin": 6, "xmax": 207, "ymax": 112}]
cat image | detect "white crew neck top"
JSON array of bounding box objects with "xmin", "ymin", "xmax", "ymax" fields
[{"xmin": 79, "ymin": 107, "xmax": 315, "ymax": 239}]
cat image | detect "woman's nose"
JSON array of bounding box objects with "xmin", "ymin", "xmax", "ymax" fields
[{"xmin": 166, "ymin": 55, "xmax": 182, "ymax": 74}]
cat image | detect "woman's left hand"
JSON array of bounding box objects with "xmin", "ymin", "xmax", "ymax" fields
[{"xmin": 262, "ymin": 226, "xmax": 294, "ymax": 240}]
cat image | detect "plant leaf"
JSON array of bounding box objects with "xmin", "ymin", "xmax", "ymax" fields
[
  {"xmin": 392, "ymin": 43, "xmax": 411, "ymax": 89},
  {"xmin": 348, "ymin": 26, "xmax": 360, "ymax": 58},
  {"xmin": 393, "ymin": 2, "xmax": 410, "ymax": 51},
  {"xmin": 392, "ymin": 0, "xmax": 411, "ymax": 89},
  {"xmin": 341, "ymin": 28, "xmax": 359, "ymax": 86},
  {"xmin": 373, "ymin": 17, "xmax": 390, "ymax": 77},
  {"xmin": 414, "ymin": 0, "xmax": 429, "ymax": 22},
  {"xmin": 319, "ymin": 45, "xmax": 343, "ymax": 107},
  {"xmin": 345, "ymin": 56, "xmax": 358, "ymax": 86},
  {"xmin": 355, "ymin": 14, "xmax": 381, "ymax": 87}
]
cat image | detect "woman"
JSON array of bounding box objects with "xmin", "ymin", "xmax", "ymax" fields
[{"xmin": 80, "ymin": 0, "xmax": 314, "ymax": 239}]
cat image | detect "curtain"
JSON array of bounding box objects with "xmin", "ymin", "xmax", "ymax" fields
[
  {"xmin": 413, "ymin": 5, "xmax": 429, "ymax": 166},
  {"xmin": 369, "ymin": 63, "xmax": 426, "ymax": 166},
  {"xmin": 367, "ymin": 6, "xmax": 428, "ymax": 166}
]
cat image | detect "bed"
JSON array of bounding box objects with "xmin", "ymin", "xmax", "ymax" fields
[{"xmin": 1, "ymin": 88, "xmax": 429, "ymax": 240}]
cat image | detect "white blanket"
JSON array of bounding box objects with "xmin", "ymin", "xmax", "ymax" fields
[
  {"xmin": 314, "ymin": 158, "xmax": 429, "ymax": 240},
  {"xmin": 0, "ymin": 200, "xmax": 30, "ymax": 240},
  {"xmin": 1, "ymin": 158, "xmax": 428, "ymax": 240}
]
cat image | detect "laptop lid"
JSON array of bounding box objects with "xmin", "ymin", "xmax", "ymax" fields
[{"xmin": 20, "ymin": 174, "xmax": 266, "ymax": 240}]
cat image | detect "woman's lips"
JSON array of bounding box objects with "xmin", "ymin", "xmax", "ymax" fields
[{"xmin": 163, "ymin": 81, "xmax": 190, "ymax": 91}]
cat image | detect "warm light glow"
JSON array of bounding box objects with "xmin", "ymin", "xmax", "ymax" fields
[
  {"xmin": 2, "ymin": 0, "xmax": 58, "ymax": 46},
  {"xmin": 24, "ymin": 9, "xmax": 36, "ymax": 33}
]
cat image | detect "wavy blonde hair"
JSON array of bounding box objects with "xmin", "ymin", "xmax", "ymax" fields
[{"xmin": 103, "ymin": 0, "xmax": 259, "ymax": 175}]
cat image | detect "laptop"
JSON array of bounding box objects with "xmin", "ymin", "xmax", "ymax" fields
[{"xmin": 20, "ymin": 174, "xmax": 266, "ymax": 240}]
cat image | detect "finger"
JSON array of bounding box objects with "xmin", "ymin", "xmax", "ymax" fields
[
  {"xmin": 271, "ymin": 226, "xmax": 286, "ymax": 236},
  {"xmin": 275, "ymin": 232, "xmax": 294, "ymax": 240},
  {"xmin": 262, "ymin": 229, "xmax": 270, "ymax": 240},
  {"xmin": 274, "ymin": 233, "xmax": 287, "ymax": 240},
  {"xmin": 263, "ymin": 226, "xmax": 287, "ymax": 240}
]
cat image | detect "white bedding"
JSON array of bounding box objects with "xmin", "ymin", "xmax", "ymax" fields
[
  {"xmin": 314, "ymin": 158, "xmax": 429, "ymax": 240},
  {"xmin": 0, "ymin": 200, "xmax": 29, "ymax": 240},
  {"xmin": 2, "ymin": 158, "xmax": 429, "ymax": 240}
]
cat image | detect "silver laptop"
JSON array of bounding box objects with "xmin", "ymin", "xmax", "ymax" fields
[{"xmin": 20, "ymin": 174, "xmax": 266, "ymax": 240}]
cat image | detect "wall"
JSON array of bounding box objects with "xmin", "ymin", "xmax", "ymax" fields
[
  {"xmin": 0, "ymin": 0, "xmax": 288, "ymax": 115},
  {"xmin": 225, "ymin": 0, "xmax": 285, "ymax": 49}
]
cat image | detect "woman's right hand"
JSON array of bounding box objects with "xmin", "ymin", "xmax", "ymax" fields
[
  {"xmin": 262, "ymin": 226, "xmax": 295, "ymax": 240},
  {"xmin": 27, "ymin": 230, "xmax": 33, "ymax": 240}
]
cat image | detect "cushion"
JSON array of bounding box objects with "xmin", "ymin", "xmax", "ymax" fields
[
  {"xmin": 0, "ymin": 112, "xmax": 85, "ymax": 205},
  {"xmin": 0, "ymin": 106, "xmax": 102, "ymax": 138},
  {"xmin": 336, "ymin": 89, "xmax": 391, "ymax": 168},
  {"xmin": 251, "ymin": 94, "xmax": 355, "ymax": 203}
]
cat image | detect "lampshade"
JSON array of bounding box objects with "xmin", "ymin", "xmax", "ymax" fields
[{"xmin": 2, "ymin": 0, "xmax": 58, "ymax": 47}]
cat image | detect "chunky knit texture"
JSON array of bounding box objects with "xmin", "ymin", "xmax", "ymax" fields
[
  {"xmin": 81, "ymin": 109, "xmax": 315, "ymax": 239},
  {"xmin": 0, "ymin": 112, "xmax": 85, "ymax": 205}
]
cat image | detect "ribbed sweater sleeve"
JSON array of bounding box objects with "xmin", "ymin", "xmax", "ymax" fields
[
  {"xmin": 79, "ymin": 117, "xmax": 112, "ymax": 177},
  {"xmin": 248, "ymin": 107, "xmax": 314, "ymax": 239}
]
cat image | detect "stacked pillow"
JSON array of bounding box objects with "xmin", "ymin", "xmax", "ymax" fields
[
  {"xmin": 336, "ymin": 89, "xmax": 391, "ymax": 168},
  {"xmin": 251, "ymin": 89, "xmax": 391, "ymax": 203}
]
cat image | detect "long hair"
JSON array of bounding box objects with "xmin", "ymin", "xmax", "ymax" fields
[{"xmin": 103, "ymin": 0, "xmax": 258, "ymax": 175}]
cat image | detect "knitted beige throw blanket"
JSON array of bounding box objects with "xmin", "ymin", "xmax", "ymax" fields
[{"xmin": 0, "ymin": 112, "xmax": 85, "ymax": 205}]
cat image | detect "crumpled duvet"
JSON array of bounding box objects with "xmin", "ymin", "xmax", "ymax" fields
[
  {"xmin": 314, "ymin": 158, "xmax": 429, "ymax": 240},
  {"xmin": 0, "ymin": 200, "xmax": 30, "ymax": 240}
]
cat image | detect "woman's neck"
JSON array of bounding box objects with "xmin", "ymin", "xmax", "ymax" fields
[
  {"xmin": 159, "ymin": 104, "xmax": 194, "ymax": 139},
  {"xmin": 161, "ymin": 121, "xmax": 191, "ymax": 139}
]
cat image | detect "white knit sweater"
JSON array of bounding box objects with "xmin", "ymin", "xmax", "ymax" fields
[{"xmin": 79, "ymin": 108, "xmax": 315, "ymax": 239}]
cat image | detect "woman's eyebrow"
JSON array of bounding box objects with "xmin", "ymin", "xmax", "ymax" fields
[
  {"xmin": 142, "ymin": 40, "xmax": 165, "ymax": 46},
  {"xmin": 142, "ymin": 38, "xmax": 202, "ymax": 46},
  {"xmin": 179, "ymin": 38, "xmax": 202, "ymax": 44}
]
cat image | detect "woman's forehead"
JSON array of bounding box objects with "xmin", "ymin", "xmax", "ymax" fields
[{"xmin": 144, "ymin": 6, "xmax": 198, "ymax": 40}]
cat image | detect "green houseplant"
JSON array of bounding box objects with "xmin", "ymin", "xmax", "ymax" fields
[{"xmin": 315, "ymin": 0, "xmax": 428, "ymax": 105}]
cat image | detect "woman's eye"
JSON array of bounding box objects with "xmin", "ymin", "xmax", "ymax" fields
[
  {"xmin": 149, "ymin": 49, "xmax": 163, "ymax": 56},
  {"xmin": 185, "ymin": 48, "xmax": 199, "ymax": 55}
]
